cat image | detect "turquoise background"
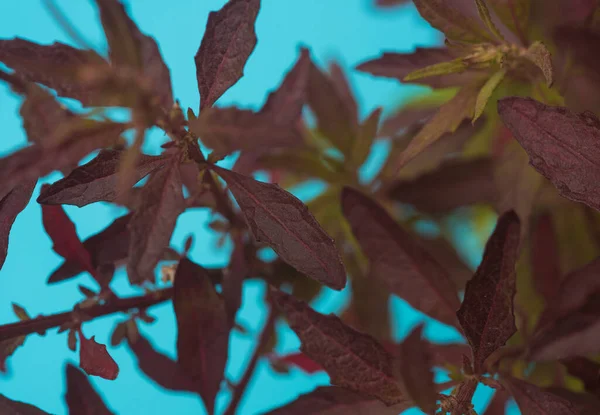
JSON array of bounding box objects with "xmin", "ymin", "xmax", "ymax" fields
[{"xmin": 0, "ymin": 1, "xmax": 518, "ymax": 414}]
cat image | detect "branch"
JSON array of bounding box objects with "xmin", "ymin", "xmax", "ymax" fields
[
  {"xmin": 224, "ymin": 304, "xmax": 276, "ymax": 415},
  {"xmin": 0, "ymin": 287, "xmax": 173, "ymax": 342}
]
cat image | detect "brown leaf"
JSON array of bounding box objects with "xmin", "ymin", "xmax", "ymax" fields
[
  {"xmin": 396, "ymin": 325, "xmax": 437, "ymax": 414},
  {"xmin": 271, "ymin": 289, "xmax": 405, "ymax": 405},
  {"xmin": 195, "ymin": 0, "xmax": 260, "ymax": 110},
  {"xmin": 356, "ymin": 48, "xmax": 481, "ymax": 89},
  {"xmin": 427, "ymin": 342, "xmax": 472, "ymax": 369},
  {"xmin": 128, "ymin": 332, "xmax": 199, "ymax": 393},
  {"xmin": 456, "ymin": 211, "xmax": 520, "ymax": 372},
  {"xmin": 78, "ymin": 333, "xmax": 119, "ymax": 380},
  {"xmin": 387, "ymin": 157, "xmax": 496, "ymax": 215},
  {"xmin": 0, "ymin": 394, "xmax": 50, "ymax": 415},
  {"xmin": 418, "ymin": 236, "xmax": 473, "ymax": 291},
  {"xmin": 375, "ymin": 0, "xmax": 411, "ymax": 8},
  {"xmin": 264, "ymin": 386, "xmax": 411, "ymax": 415},
  {"xmin": 95, "ymin": 0, "xmax": 173, "ymax": 108},
  {"xmin": 0, "ymin": 180, "xmax": 35, "ymax": 270},
  {"xmin": 127, "ymin": 155, "xmax": 184, "ymax": 285},
  {"xmin": 449, "ymin": 378, "xmax": 478, "ymax": 415},
  {"xmin": 531, "ymin": 213, "xmax": 562, "ymax": 303},
  {"xmin": 174, "ymin": 257, "xmax": 229, "ymax": 414},
  {"xmin": 213, "ymin": 165, "xmax": 346, "ymax": 290},
  {"xmin": 379, "ymin": 107, "xmax": 437, "ymax": 138},
  {"xmin": 0, "ymin": 38, "xmax": 108, "ymax": 106},
  {"xmin": 502, "ymin": 376, "xmax": 579, "ymax": 414},
  {"xmin": 38, "ymin": 149, "xmax": 169, "ymax": 207},
  {"xmin": 0, "ymin": 121, "xmax": 126, "ymax": 197},
  {"xmin": 65, "ymin": 364, "xmax": 114, "ymax": 415},
  {"xmin": 0, "ymin": 336, "xmax": 26, "ymax": 373},
  {"xmin": 189, "ymin": 107, "xmax": 302, "ymax": 161},
  {"xmin": 351, "ymin": 107, "xmax": 382, "ymax": 168},
  {"xmin": 498, "ymin": 97, "xmax": 600, "ymax": 213},
  {"xmin": 329, "ymin": 62, "xmax": 358, "ymax": 127},
  {"xmin": 307, "ymin": 60, "xmax": 359, "ymax": 156},
  {"xmin": 341, "ymin": 187, "xmax": 461, "ymax": 327},
  {"xmin": 222, "ymin": 236, "xmax": 248, "ymax": 327},
  {"xmin": 260, "ymin": 47, "xmax": 311, "ymax": 125}
]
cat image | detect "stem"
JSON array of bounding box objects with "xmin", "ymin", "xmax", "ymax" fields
[
  {"xmin": 223, "ymin": 306, "xmax": 276, "ymax": 415},
  {"xmin": 0, "ymin": 288, "xmax": 174, "ymax": 342}
]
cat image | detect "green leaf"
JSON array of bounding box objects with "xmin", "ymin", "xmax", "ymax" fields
[
  {"xmin": 395, "ymin": 81, "xmax": 482, "ymax": 171},
  {"xmin": 473, "ymin": 69, "xmax": 506, "ymax": 123},
  {"xmin": 11, "ymin": 303, "xmax": 30, "ymax": 321},
  {"xmin": 474, "ymin": 0, "xmax": 506, "ymax": 42},
  {"xmin": 403, "ymin": 58, "xmax": 468, "ymax": 82},
  {"xmin": 524, "ymin": 41, "xmax": 553, "ymax": 87},
  {"xmin": 412, "ymin": 0, "xmax": 495, "ymax": 43},
  {"xmin": 351, "ymin": 107, "xmax": 382, "ymax": 168}
]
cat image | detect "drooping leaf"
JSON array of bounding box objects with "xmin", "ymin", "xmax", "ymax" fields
[
  {"xmin": 524, "ymin": 41, "xmax": 553, "ymax": 87},
  {"xmin": 260, "ymin": 47, "xmax": 311, "ymax": 125},
  {"xmin": 0, "ymin": 38, "xmax": 108, "ymax": 106},
  {"xmin": 395, "ymin": 82, "xmax": 481, "ymax": 171},
  {"xmin": 213, "ymin": 165, "xmax": 346, "ymax": 290},
  {"xmin": 306, "ymin": 60, "xmax": 358, "ymax": 156},
  {"xmin": 271, "ymin": 289, "xmax": 405, "ymax": 405},
  {"xmin": 0, "ymin": 394, "xmax": 50, "ymax": 415},
  {"xmin": 456, "ymin": 211, "xmax": 520, "ymax": 372},
  {"xmin": 502, "ymin": 376, "xmax": 579, "ymax": 414},
  {"xmin": 65, "ymin": 364, "xmax": 114, "ymax": 415},
  {"xmin": 41, "ymin": 201, "xmax": 95, "ymax": 276},
  {"xmin": 531, "ymin": 213, "xmax": 562, "ymax": 303},
  {"xmin": 473, "ymin": 69, "xmax": 506, "ymax": 122},
  {"xmin": 38, "ymin": 149, "xmax": 169, "ymax": 207},
  {"xmin": 357, "ymin": 48, "xmax": 480, "ymax": 89},
  {"xmin": 189, "ymin": 107, "xmax": 302, "ymax": 161},
  {"xmin": 78, "ymin": 333, "xmax": 119, "ymax": 380},
  {"xmin": 264, "ymin": 386, "xmax": 411, "ymax": 415},
  {"xmin": 0, "ymin": 180, "xmax": 35, "ymax": 270},
  {"xmin": 95, "ymin": 0, "xmax": 173, "ymax": 108},
  {"xmin": 498, "ymin": 97, "xmax": 600, "ymax": 213},
  {"xmin": 412, "ymin": 0, "xmax": 494, "ymax": 43},
  {"xmin": 387, "ymin": 157, "xmax": 497, "ymax": 215},
  {"xmin": 127, "ymin": 155, "xmax": 184, "ymax": 285},
  {"xmin": 0, "ymin": 121, "xmax": 126, "ymax": 197},
  {"xmin": 396, "ymin": 325, "xmax": 437, "ymax": 414},
  {"xmin": 128, "ymin": 332, "xmax": 198, "ymax": 393},
  {"xmin": 173, "ymin": 257, "xmax": 229, "ymax": 414},
  {"xmin": 195, "ymin": 0, "xmax": 260, "ymax": 110},
  {"xmin": 341, "ymin": 187, "xmax": 461, "ymax": 327}
]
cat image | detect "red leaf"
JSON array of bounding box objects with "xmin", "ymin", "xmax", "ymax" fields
[
  {"xmin": 0, "ymin": 336, "xmax": 27, "ymax": 373},
  {"xmin": 213, "ymin": 166, "xmax": 346, "ymax": 290},
  {"xmin": 396, "ymin": 325, "xmax": 437, "ymax": 414},
  {"xmin": 0, "ymin": 121, "xmax": 126, "ymax": 197},
  {"xmin": 0, "ymin": 38, "xmax": 108, "ymax": 106},
  {"xmin": 498, "ymin": 97, "xmax": 600, "ymax": 213},
  {"xmin": 127, "ymin": 155, "xmax": 184, "ymax": 284},
  {"xmin": 195, "ymin": 0, "xmax": 260, "ymax": 110},
  {"xmin": 265, "ymin": 386, "xmax": 411, "ymax": 415},
  {"xmin": 502, "ymin": 376, "xmax": 579, "ymax": 414},
  {"xmin": 482, "ymin": 390, "xmax": 509, "ymax": 415},
  {"xmin": 456, "ymin": 211, "xmax": 520, "ymax": 372},
  {"xmin": 222, "ymin": 236, "xmax": 248, "ymax": 327},
  {"xmin": 427, "ymin": 342, "xmax": 472, "ymax": 369},
  {"xmin": 0, "ymin": 180, "xmax": 35, "ymax": 270},
  {"xmin": 78, "ymin": 333, "xmax": 119, "ymax": 380},
  {"xmin": 531, "ymin": 213, "xmax": 562, "ymax": 303},
  {"xmin": 0, "ymin": 394, "xmax": 50, "ymax": 414},
  {"xmin": 271, "ymin": 352, "xmax": 323, "ymax": 374},
  {"xmin": 341, "ymin": 187, "xmax": 460, "ymax": 327},
  {"xmin": 260, "ymin": 47, "xmax": 311, "ymax": 126},
  {"xmin": 128, "ymin": 332, "xmax": 198, "ymax": 393},
  {"xmin": 173, "ymin": 257, "xmax": 229, "ymax": 414},
  {"xmin": 271, "ymin": 289, "xmax": 405, "ymax": 405},
  {"xmin": 41, "ymin": 200, "xmax": 95, "ymax": 277},
  {"xmin": 65, "ymin": 364, "xmax": 114, "ymax": 414},
  {"xmin": 38, "ymin": 149, "xmax": 169, "ymax": 207}
]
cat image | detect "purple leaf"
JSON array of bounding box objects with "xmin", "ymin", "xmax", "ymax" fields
[
  {"xmin": 65, "ymin": 364, "xmax": 114, "ymax": 415},
  {"xmin": 502, "ymin": 376, "xmax": 579, "ymax": 414},
  {"xmin": 0, "ymin": 180, "xmax": 35, "ymax": 270}
]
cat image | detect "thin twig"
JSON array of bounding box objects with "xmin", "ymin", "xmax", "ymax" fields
[
  {"xmin": 223, "ymin": 305, "xmax": 277, "ymax": 415},
  {"xmin": 0, "ymin": 288, "xmax": 173, "ymax": 342}
]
